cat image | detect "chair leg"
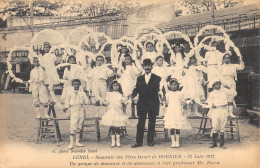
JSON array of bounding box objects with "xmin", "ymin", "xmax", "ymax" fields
[
  {"xmin": 53, "ymin": 120, "xmax": 59, "ymax": 143},
  {"xmin": 95, "ymin": 117, "xmax": 101, "ymax": 142},
  {"xmin": 202, "ymin": 118, "xmax": 208, "ymax": 135},
  {"xmin": 123, "ymin": 126, "xmax": 128, "ymax": 136},
  {"xmin": 36, "ymin": 119, "xmax": 41, "ymax": 144},
  {"xmin": 257, "ymin": 115, "xmax": 260, "ymax": 129},
  {"xmin": 230, "ymin": 120, "xmax": 234, "ymax": 140},
  {"xmin": 108, "ymin": 127, "xmax": 112, "ymax": 137},
  {"xmin": 164, "ymin": 128, "xmax": 169, "ymax": 141},
  {"xmin": 235, "ymin": 118, "xmax": 240, "ymax": 142}
]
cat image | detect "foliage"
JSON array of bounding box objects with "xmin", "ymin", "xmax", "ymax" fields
[
  {"xmin": 175, "ymin": 0, "xmax": 244, "ymax": 16},
  {"xmin": 0, "ymin": 0, "xmax": 140, "ymax": 18}
]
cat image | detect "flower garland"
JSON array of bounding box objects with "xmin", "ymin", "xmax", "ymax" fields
[
  {"xmin": 194, "ymin": 25, "xmax": 230, "ymax": 47},
  {"xmin": 66, "ymin": 26, "xmax": 93, "ymax": 45},
  {"xmin": 134, "ymin": 25, "xmax": 163, "ymax": 40},
  {"xmin": 195, "ymin": 35, "xmax": 243, "ymax": 62},
  {"xmin": 6, "ymin": 46, "xmax": 31, "ymax": 83}
]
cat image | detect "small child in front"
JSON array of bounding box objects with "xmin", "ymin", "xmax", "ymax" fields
[
  {"xmin": 203, "ymin": 78, "xmax": 235, "ymax": 149},
  {"xmin": 63, "ymin": 79, "xmax": 89, "ymax": 149},
  {"xmin": 164, "ymin": 77, "xmax": 192, "ymax": 148}
]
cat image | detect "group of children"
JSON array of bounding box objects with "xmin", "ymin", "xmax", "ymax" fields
[{"xmin": 29, "ymin": 39, "xmax": 244, "ymax": 149}]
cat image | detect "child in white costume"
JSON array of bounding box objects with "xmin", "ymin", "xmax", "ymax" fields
[
  {"xmin": 40, "ymin": 42, "xmax": 60, "ymax": 85},
  {"xmin": 88, "ymin": 55, "xmax": 115, "ymax": 105},
  {"xmin": 61, "ymin": 56, "xmax": 82, "ymax": 100},
  {"xmin": 164, "ymin": 78, "xmax": 192, "ymax": 148},
  {"xmin": 204, "ymin": 40, "xmax": 223, "ymax": 84},
  {"xmin": 118, "ymin": 54, "xmax": 142, "ymax": 117},
  {"xmin": 29, "ymin": 57, "xmax": 51, "ymax": 119},
  {"xmin": 203, "ymin": 78, "xmax": 236, "ymax": 149},
  {"xmin": 63, "ymin": 79, "xmax": 89, "ymax": 149},
  {"xmin": 80, "ymin": 52, "xmax": 94, "ymax": 104},
  {"xmin": 168, "ymin": 43, "xmax": 186, "ymax": 85},
  {"xmin": 142, "ymin": 41, "xmax": 157, "ymax": 63},
  {"xmin": 152, "ymin": 55, "xmax": 168, "ymax": 116},
  {"xmin": 119, "ymin": 54, "xmax": 141, "ymax": 98},
  {"xmin": 219, "ymin": 51, "xmax": 244, "ymax": 118},
  {"xmin": 101, "ymin": 80, "xmax": 129, "ymax": 147},
  {"xmin": 182, "ymin": 56, "xmax": 207, "ymax": 116}
]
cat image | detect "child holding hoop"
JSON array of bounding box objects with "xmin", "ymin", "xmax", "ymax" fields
[
  {"xmin": 152, "ymin": 55, "xmax": 169, "ymax": 116},
  {"xmin": 89, "ymin": 54, "xmax": 116, "ymax": 106},
  {"xmin": 61, "ymin": 56, "xmax": 82, "ymax": 100},
  {"xmin": 168, "ymin": 42, "xmax": 186, "ymax": 86},
  {"xmin": 182, "ymin": 56, "xmax": 207, "ymax": 116},
  {"xmin": 204, "ymin": 40, "xmax": 223, "ymax": 84},
  {"xmin": 118, "ymin": 54, "xmax": 142, "ymax": 118},
  {"xmin": 142, "ymin": 40, "xmax": 157, "ymax": 63},
  {"xmin": 164, "ymin": 77, "xmax": 192, "ymax": 148},
  {"xmin": 101, "ymin": 80, "xmax": 128, "ymax": 147},
  {"xmin": 219, "ymin": 51, "xmax": 244, "ymax": 118},
  {"xmin": 40, "ymin": 42, "xmax": 60, "ymax": 86}
]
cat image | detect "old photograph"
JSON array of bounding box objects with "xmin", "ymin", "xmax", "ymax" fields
[{"xmin": 0, "ymin": 0, "xmax": 259, "ymax": 167}]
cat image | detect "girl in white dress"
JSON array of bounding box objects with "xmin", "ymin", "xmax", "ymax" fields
[
  {"xmin": 203, "ymin": 40, "xmax": 223, "ymax": 85},
  {"xmin": 40, "ymin": 42, "xmax": 60, "ymax": 86},
  {"xmin": 118, "ymin": 54, "xmax": 142, "ymax": 117},
  {"xmin": 164, "ymin": 78, "xmax": 192, "ymax": 148},
  {"xmin": 61, "ymin": 56, "xmax": 82, "ymax": 100},
  {"xmin": 101, "ymin": 80, "xmax": 128, "ymax": 147},
  {"xmin": 152, "ymin": 55, "xmax": 169, "ymax": 116},
  {"xmin": 203, "ymin": 78, "xmax": 236, "ymax": 149},
  {"xmin": 169, "ymin": 43, "xmax": 186, "ymax": 86},
  {"xmin": 182, "ymin": 56, "xmax": 207, "ymax": 116},
  {"xmin": 88, "ymin": 55, "xmax": 115, "ymax": 106},
  {"xmin": 219, "ymin": 51, "xmax": 244, "ymax": 118}
]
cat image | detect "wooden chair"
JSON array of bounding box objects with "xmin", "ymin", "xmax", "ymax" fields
[
  {"xmin": 80, "ymin": 117, "xmax": 101, "ymax": 142},
  {"xmin": 36, "ymin": 104, "xmax": 61, "ymax": 143}
]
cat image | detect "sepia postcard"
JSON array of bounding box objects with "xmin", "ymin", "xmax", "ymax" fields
[{"xmin": 0, "ymin": 0, "xmax": 259, "ymax": 167}]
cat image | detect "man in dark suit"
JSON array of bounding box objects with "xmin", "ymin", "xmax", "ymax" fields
[{"xmin": 130, "ymin": 58, "xmax": 161, "ymax": 147}]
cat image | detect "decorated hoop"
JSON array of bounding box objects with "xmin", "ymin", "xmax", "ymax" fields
[
  {"xmin": 162, "ymin": 31, "xmax": 194, "ymax": 49},
  {"xmin": 195, "ymin": 35, "xmax": 243, "ymax": 63},
  {"xmin": 66, "ymin": 26, "xmax": 93, "ymax": 45},
  {"xmin": 134, "ymin": 25, "xmax": 162, "ymax": 40},
  {"xmin": 61, "ymin": 44, "xmax": 79, "ymax": 62},
  {"xmin": 77, "ymin": 33, "xmax": 100, "ymax": 51},
  {"xmin": 6, "ymin": 46, "xmax": 31, "ymax": 83},
  {"xmin": 194, "ymin": 25, "xmax": 230, "ymax": 46},
  {"xmin": 30, "ymin": 29, "xmax": 65, "ymax": 56}
]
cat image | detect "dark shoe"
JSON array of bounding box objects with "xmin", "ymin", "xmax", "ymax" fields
[
  {"xmin": 131, "ymin": 143, "xmax": 142, "ymax": 148},
  {"xmin": 129, "ymin": 115, "xmax": 138, "ymax": 119},
  {"xmin": 95, "ymin": 101, "xmax": 100, "ymax": 106},
  {"xmin": 147, "ymin": 142, "xmax": 154, "ymax": 147},
  {"xmin": 210, "ymin": 143, "xmax": 217, "ymax": 148},
  {"xmin": 210, "ymin": 133, "xmax": 218, "ymax": 148}
]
